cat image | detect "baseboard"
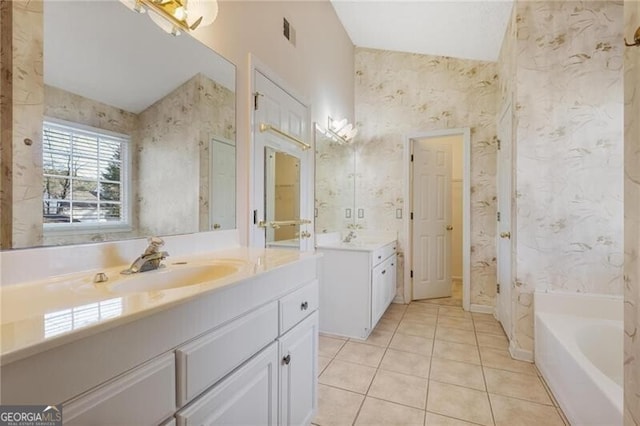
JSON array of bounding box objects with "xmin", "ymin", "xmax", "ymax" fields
[
  {"xmin": 509, "ymin": 340, "xmax": 534, "ymax": 362},
  {"xmin": 469, "ymin": 304, "xmax": 494, "ymax": 314}
]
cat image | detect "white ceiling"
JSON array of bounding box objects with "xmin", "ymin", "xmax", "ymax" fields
[
  {"xmin": 330, "ymin": 0, "xmax": 514, "ymax": 62},
  {"xmin": 44, "ymin": 1, "xmax": 235, "ymax": 114}
]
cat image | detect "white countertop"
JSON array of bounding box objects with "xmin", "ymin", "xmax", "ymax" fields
[{"xmin": 0, "ymin": 247, "xmax": 318, "ymax": 365}]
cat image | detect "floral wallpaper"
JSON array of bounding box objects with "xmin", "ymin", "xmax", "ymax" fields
[
  {"xmin": 355, "ymin": 47, "xmax": 498, "ymax": 306},
  {"xmin": 138, "ymin": 73, "xmax": 235, "ymax": 236},
  {"xmin": 10, "ymin": 0, "xmax": 44, "ymax": 249},
  {"xmin": 624, "ymin": 0, "xmax": 640, "ymax": 423},
  {"xmin": 498, "ymin": 1, "xmax": 624, "ymax": 357}
]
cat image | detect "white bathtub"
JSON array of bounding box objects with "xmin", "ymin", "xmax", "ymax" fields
[{"xmin": 535, "ymin": 292, "xmax": 623, "ymax": 426}]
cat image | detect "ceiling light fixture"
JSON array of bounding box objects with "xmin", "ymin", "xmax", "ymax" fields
[
  {"xmin": 121, "ymin": 0, "xmax": 218, "ymax": 36},
  {"xmin": 326, "ymin": 116, "xmax": 358, "ymax": 144}
]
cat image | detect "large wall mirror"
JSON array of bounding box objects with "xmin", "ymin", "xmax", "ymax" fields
[
  {"xmin": 8, "ymin": 0, "xmax": 236, "ymax": 249},
  {"xmin": 314, "ymin": 125, "xmax": 356, "ymax": 235}
]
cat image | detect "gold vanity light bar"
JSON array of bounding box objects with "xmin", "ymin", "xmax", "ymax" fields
[
  {"xmin": 259, "ymin": 123, "xmax": 311, "ymax": 151},
  {"xmin": 258, "ymin": 219, "xmax": 312, "ymax": 229},
  {"xmin": 137, "ymin": 0, "xmax": 204, "ymax": 33}
]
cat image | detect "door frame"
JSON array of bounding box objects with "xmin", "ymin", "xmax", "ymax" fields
[
  {"xmin": 248, "ymin": 54, "xmax": 313, "ymax": 250},
  {"xmin": 404, "ymin": 128, "xmax": 471, "ymax": 311}
]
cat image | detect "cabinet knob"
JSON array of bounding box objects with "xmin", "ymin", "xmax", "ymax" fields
[
  {"xmin": 391, "ymin": 263, "xmax": 394, "ymax": 267},
  {"xmin": 382, "ymin": 270, "xmax": 386, "ymax": 275},
  {"xmin": 378, "ymin": 255, "xmax": 382, "ymax": 260},
  {"xmin": 300, "ymin": 301, "xmax": 309, "ymax": 311},
  {"xmin": 282, "ymin": 354, "xmax": 291, "ymax": 365}
]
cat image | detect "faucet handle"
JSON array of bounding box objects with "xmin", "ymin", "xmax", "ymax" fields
[{"xmin": 144, "ymin": 237, "xmax": 165, "ymax": 255}]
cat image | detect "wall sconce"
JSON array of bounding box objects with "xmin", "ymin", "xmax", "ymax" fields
[
  {"xmin": 625, "ymin": 26, "xmax": 640, "ymax": 47},
  {"xmin": 326, "ymin": 117, "xmax": 358, "ymax": 144},
  {"xmin": 121, "ymin": 0, "xmax": 218, "ymax": 36}
]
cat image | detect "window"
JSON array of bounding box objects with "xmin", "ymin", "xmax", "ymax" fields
[{"xmin": 42, "ymin": 120, "xmax": 130, "ymax": 230}]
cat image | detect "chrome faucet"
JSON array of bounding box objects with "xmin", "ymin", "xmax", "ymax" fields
[
  {"xmin": 121, "ymin": 237, "xmax": 169, "ymax": 275},
  {"xmin": 343, "ymin": 230, "xmax": 357, "ymax": 243}
]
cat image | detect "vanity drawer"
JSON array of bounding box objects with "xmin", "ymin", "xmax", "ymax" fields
[
  {"xmin": 279, "ymin": 280, "xmax": 319, "ymax": 334},
  {"xmin": 63, "ymin": 352, "xmax": 176, "ymax": 426},
  {"xmin": 372, "ymin": 242, "xmax": 397, "ymax": 266},
  {"xmin": 176, "ymin": 301, "xmax": 278, "ymax": 407}
]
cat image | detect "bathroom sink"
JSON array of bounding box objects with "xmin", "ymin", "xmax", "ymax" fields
[{"xmin": 106, "ymin": 262, "xmax": 242, "ymax": 294}]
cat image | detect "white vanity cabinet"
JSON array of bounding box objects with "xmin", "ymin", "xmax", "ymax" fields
[
  {"xmin": 318, "ymin": 241, "xmax": 397, "ymax": 339},
  {"xmin": 1, "ymin": 253, "xmax": 320, "ymax": 426}
]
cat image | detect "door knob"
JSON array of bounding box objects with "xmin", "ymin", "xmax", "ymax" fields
[
  {"xmin": 446, "ymin": 225, "xmax": 453, "ymax": 231},
  {"xmin": 500, "ymin": 231, "xmax": 511, "ymax": 239}
]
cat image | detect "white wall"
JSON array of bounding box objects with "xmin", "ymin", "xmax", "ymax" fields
[{"xmin": 192, "ymin": 1, "xmax": 355, "ymax": 244}]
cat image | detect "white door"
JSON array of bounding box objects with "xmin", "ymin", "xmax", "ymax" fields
[
  {"xmin": 412, "ymin": 138, "xmax": 453, "ymax": 300},
  {"xmin": 252, "ymin": 70, "xmax": 311, "ymax": 250},
  {"xmin": 279, "ymin": 312, "xmax": 318, "ymax": 426},
  {"xmin": 496, "ymin": 104, "xmax": 513, "ymax": 338},
  {"xmin": 210, "ymin": 138, "xmax": 235, "ymax": 230}
]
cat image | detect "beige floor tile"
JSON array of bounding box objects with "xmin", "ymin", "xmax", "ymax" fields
[
  {"xmin": 471, "ymin": 312, "xmax": 497, "ymax": 323},
  {"xmin": 425, "ymin": 412, "xmax": 477, "ymax": 425},
  {"xmin": 375, "ymin": 317, "xmax": 400, "ymax": 332},
  {"xmin": 318, "ymin": 356, "xmax": 332, "ymax": 375},
  {"xmin": 319, "ymin": 336, "xmax": 347, "ymax": 358},
  {"xmin": 427, "ymin": 381, "xmax": 493, "ymax": 426},
  {"xmin": 437, "ymin": 316, "xmax": 474, "ymax": 331},
  {"xmin": 355, "ymin": 397, "xmax": 425, "ymax": 426},
  {"xmin": 386, "ymin": 303, "xmax": 408, "ymax": 313},
  {"xmin": 354, "ymin": 328, "xmax": 394, "ymax": 348},
  {"xmin": 435, "ymin": 326, "xmax": 476, "ymax": 345},
  {"xmin": 382, "ymin": 310, "xmax": 405, "ymax": 321},
  {"xmin": 432, "ymin": 340, "xmax": 480, "ymax": 365},
  {"xmin": 403, "ymin": 311, "xmax": 439, "ymax": 324},
  {"xmin": 389, "ymin": 333, "xmax": 434, "ymax": 355},
  {"xmin": 430, "ymin": 358, "xmax": 486, "ymax": 391},
  {"xmin": 484, "ymin": 368, "xmax": 552, "ymax": 405},
  {"xmin": 437, "ymin": 306, "xmax": 472, "ymax": 319},
  {"xmin": 407, "ymin": 303, "xmax": 440, "ymax": 314},
  {"xmin": 476, "ymin": 332, "xmax": 509, "ymax": 350},
  {"xmin": 335, "ymin": 341, "xmax": 386, "ymax": 368},
  {"xmin": 379, "ymin": 348, "xmax": 431, "ymax": 378},
  {"xmin": 319, "ymin": 359, "xmax": 377, "ymax": 394},
  {"xmin": 320, "ymin": 332, "xmax": 349, "ymax": 340},
  {"xmin": 490, "ymin": 393, "xmax": 564, "ymax": 426},
  {"xmin": 368, "ymin": 369, "xmax": 429, "ymax": 409},
  {"xmin": 397, "ymin": 320, "xmax": 436, "ymax": 338},
  {"xmin": 314, "ymin": 384, "xmax": 365, "ymax": 426},
  {"xmin": 479, "ymin": 347, "xmax": 537, "ymax": 375},
  {"xmin": 474, "ymin": 320, "xmax": 506, "ymax": 336}
]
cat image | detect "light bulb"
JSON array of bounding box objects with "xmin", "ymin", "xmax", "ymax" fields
[
  {"xmin": 338, "ymin": 124, "xmax": 353, "ymax": 138},
  {"xmin": 330, "ymin": 118, "xmax": 347, "ymax": 132},
  {"xmin": 174, "ymin": 6, "xmax": 187, "ymax": 21},
  {"xmin": 186, "ymin": 0, "xmax": 218, "ymax": 28}
]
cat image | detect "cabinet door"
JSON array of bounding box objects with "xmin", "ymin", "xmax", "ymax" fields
[
  {"xmin": 371, "ymin": 263, "xmax": 387, "ymax": 326},
  {"xmin": 64, "ymin": 353, "xmax": 175, "ymax": 426},
  {"xmin": 176, "ymin": 343, "xmax": 278, "ymax": 426},
  {"xmin": 387, "ymin": 254, "xmax": 397, "ymax": 305},
  {"xmin": 279, "ymin": 311, "xmax": 318, "ymax": 426}
]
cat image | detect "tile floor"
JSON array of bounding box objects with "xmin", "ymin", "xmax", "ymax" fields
[{"xmin": 313, "ymin": 290, "xmax": 568, "ymax": 426}]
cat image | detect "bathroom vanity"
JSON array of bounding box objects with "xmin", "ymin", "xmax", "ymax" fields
[
  {"xmin": 0, "ymin": 233, "xmax": 320, "ymax": 425},
  {"xmin": 317, "ymin": 234, "xmax": 397, "ymax": 339}
]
